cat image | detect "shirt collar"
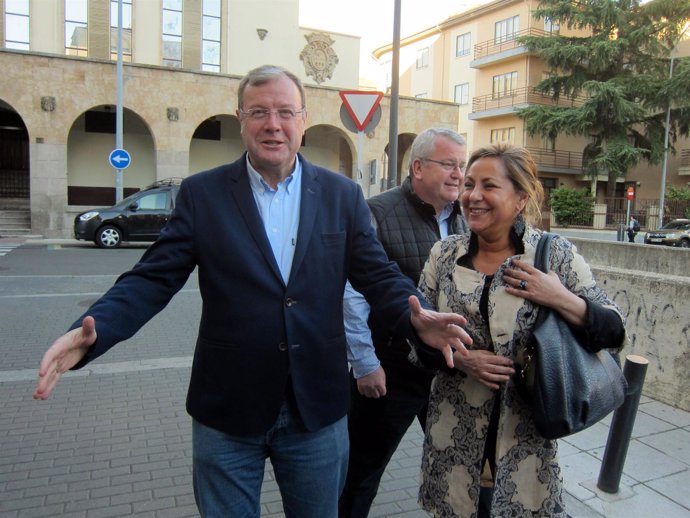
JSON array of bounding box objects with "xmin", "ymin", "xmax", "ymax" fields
[{"xmin": 246, "ymin": 155, "xmax": 301, "ymax": 194}]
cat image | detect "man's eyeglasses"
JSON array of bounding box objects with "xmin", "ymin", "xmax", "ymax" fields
[
  {"xmin": 421, "ymin": 158, "xmax": 466, "ymax": 172},
  {"xmin": 239, "ymin": 108, "xmax": 307, "ymax": 121}
]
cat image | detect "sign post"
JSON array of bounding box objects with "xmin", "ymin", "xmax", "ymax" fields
[
  {"xmin": 338, "ymin": 91, "xmax": 384, "ymax": 194},
  {"xmin": 625, "ymin": 186, "xmax": 634, "ymax": 225}
]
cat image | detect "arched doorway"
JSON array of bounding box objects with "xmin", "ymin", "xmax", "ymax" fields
[
  {"xmin": 0, "ymin": 100, "xmax": 29, "ymax": 203},
  {"xmin": 67, "ymin": 106, "xmax": 155, "ymax": 206},
  {"xmin": 302, "ymin": 125, "xmax": 354, "ymax": 178},
  {"xmin": 189, "ymin": 115, "xmax": 243, "ymax": 174}
]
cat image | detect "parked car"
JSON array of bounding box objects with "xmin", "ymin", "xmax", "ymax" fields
[
  {"xmin": 643, "ymin": 218, "xmax": 690, "ymax": 248},
  {"xmin": 74, "ymin": 178, "xmax": 181, "ymax": 248}
]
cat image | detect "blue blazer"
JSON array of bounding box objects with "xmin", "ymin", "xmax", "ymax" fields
[{"xmin": 73, "ymin": 154, "xmax": 424, "ymax": 435}]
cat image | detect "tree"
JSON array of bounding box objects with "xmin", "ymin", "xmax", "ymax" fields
[
  {"xmin": 549, "ymin": 187, "xmax": 595, "ymax": 225},
  {"xmin": 517, "ymin": 0, "xmax": 690, "ymax": 198}
]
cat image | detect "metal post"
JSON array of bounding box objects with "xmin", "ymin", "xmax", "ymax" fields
[
  {"xmin": 115, "ymin": 0, "xmax": 124, "ymax": 202},
  {"xmin": 659, "ymin": 23, "xmax": 690, "ymax": 228},
  {"xmin": 387, "ymin": 0, "xmax": 401, "ymax": 190},
  {"xmin": 597, "ymin": 355, "xmax": 649, "ymax": 493}
]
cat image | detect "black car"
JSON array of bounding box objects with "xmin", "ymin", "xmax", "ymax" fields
[
  {"xmin": 74, "ymin": 178, "xmax": 181, "ymax": 248},
  {"xmin": 643, "ymin": 218, "xmax": 690, "ymax": 248}
]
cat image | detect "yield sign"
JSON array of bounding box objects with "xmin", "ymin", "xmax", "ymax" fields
[{"xmin": 339, "ymin": 90, "xmax": 384, "ymax": 132}]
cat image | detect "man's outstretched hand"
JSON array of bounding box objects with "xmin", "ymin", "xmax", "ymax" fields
[
  {"xmin": 33, "ymin": 316, "xmax": 97, "ymax": 400},
  {"xmin": 409, "ymin": 295, "xmax": 472, "ymax": 369}
]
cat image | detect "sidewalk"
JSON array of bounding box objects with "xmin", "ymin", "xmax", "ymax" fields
[{"xmin": 2, "ymin": 365, "xmax": 688, "ymax": 517}]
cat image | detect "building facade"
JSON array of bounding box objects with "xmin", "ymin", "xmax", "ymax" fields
[
  {"xmin": 373, "ymin": 0, "xmax": 690, "ymax": 227},
  {"xmin": 0, "ymin": 0, "xmax": 459, "ymax": 237}
]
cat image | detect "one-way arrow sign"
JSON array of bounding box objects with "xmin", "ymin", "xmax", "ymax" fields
[{"xmin": 109, "ymin": 148, "xmax": 131, "ymax": 170}]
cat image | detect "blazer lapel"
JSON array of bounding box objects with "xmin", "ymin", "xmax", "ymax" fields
[
  {"xmin": 227, "ymin": 157, "xmax": 284, "ymax": 285},
  {"xmin": 288, "ymin": 157, "xmax": 321, "ymax": 286}
]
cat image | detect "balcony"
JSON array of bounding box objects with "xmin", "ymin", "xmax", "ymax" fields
[
  {"xmin": 470, "ymin": 86, "xmax": 587, "ymax": 120},
  {"xmin": 527, "ymin": 147, "xmax": 585, "ymax": 174},
  {"xmin": 471, "ymin": 28, "xmax": 551, "ymax": 68}
]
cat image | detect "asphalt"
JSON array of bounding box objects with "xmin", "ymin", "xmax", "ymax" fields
[{"xmin": 1, "ymin": 237, "xmax": 688, "ymax": 517}]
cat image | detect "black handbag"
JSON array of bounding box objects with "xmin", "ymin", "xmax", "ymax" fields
[{"xmin": 517, "ymin": 232, "xmax": 627, "ymax": 440}]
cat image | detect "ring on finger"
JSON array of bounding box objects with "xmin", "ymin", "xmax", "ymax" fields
[{"xmin": 518, "ymin": 280, "xmax": 528, "ymax": 290}]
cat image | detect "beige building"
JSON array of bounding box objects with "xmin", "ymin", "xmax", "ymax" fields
[
  {"xmin": 0, "ymin": 0, "xmax": 459, "ymax": 238},
  {"xmin": 373, "ymin": 0, "xmax": 690, "ymax": 227}
]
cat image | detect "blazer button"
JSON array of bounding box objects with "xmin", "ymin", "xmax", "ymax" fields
[
  {"xmin": 285, "ymin": 298, "xmax": 296, "ymax": 307},
  {"xmin": 278, "ymin": 342, "xmax": 288, "ymax": 351}
]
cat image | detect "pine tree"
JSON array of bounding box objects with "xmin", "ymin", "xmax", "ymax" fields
[{"xmin": 517, "ymin": 0, "xmax": 690, "ymax": 197}]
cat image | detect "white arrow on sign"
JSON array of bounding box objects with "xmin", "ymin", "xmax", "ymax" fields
[{"xmin": 339, "ymin": 91, "xmax": 384, "ymax": 132}]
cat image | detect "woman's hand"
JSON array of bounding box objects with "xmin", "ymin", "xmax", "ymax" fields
[
  {"xmin": 453, "ymin": 349, "xmax": 514, "ymax": 390},
  {"xmin": 504, "ymin": 259, "xmax": 587, "ymax": 327}
]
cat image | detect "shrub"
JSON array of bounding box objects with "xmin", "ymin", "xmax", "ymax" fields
[{"xmin": 549, "ymin": 187, "xmax": 595, "ymax": 226}]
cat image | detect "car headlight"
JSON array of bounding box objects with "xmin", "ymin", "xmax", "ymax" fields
[{"xmin": 78, "ymin": 211, "xmax": 100, "ymax": 222}]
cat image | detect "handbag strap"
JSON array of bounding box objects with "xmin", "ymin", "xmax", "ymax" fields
[{"xmin": 534, "ymin": 232, "xmax": 555, "ymax": 273}]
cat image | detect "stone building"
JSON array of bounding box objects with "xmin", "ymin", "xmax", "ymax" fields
[{"xmin": 0, "ymin": 0, "xmax": 459, "ymax": 237}]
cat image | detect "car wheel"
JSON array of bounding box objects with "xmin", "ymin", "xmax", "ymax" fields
[
  {"xmin": 680, "ymin": 239, "xmax": 690, "ymax": 248},
  {"xmin": 96, "ymin": 225, "xmax": 122, "ymax": 248}
]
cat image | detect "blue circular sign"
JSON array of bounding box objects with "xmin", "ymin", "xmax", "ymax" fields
[{"xmin": 109, "ymin": 148, "xmax": 131, "ymax": 170}]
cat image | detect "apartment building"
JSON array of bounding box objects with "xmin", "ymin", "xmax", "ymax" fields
[
  {"xmin": 374, "ymin": 0, "xmax": 690, "ymax": 225},
  {"xmin": 0, "ymin": 0, "xmax": 459, "ymax": 238}
]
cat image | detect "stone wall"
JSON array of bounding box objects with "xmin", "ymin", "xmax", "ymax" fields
[{"xmin": 569, "ymin": 238, "xmax": 690, "ymax": 411}]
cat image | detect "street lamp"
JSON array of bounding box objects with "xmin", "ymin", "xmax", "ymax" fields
[{"xmin": 659, "ymin": 23, "xmax": 690, "ymax": 228}]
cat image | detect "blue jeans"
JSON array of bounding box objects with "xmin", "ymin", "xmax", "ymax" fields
[{"xmin": 192, "ymin": 401, "xmax": 349, "ymax": 518}]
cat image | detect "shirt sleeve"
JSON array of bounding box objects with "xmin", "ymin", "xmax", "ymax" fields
[{"xmin": 343, "ymin": 281, "xmax": 381, "ymax": 379}]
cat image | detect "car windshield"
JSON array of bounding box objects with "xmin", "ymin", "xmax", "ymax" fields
[{"xmin": 661, "ymin": 221, "xmax": 690, "ymax": 230}]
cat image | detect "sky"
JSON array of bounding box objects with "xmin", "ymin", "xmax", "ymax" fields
[{"xmin": 299, "ymin": 0, "xmax": 488, "ymax": 79}]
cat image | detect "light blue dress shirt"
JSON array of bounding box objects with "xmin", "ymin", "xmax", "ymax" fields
[
  {"xmin": 344, "ymin": 205, "xmax": 455, "ymax": 378},
  {"xmin": 246, "ymin": 157, "xmax": 302, "ymax": 284}
]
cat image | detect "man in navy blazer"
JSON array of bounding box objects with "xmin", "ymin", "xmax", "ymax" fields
[{"xmin": 34, "ymin": 65, "xmax": 471, "ymax": 518}]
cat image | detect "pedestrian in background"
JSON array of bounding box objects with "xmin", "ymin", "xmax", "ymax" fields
[
  {"xmin": 339, "ymin": 128, "xmax": 468, "ymax": 518},
  {"xmin": 628, "ymin": 215, "xmax": 640, "ymax": 242},
  {"xmin": 33, "ymin": 65, "xmax": 472, "ymax": 518},
  {"xmin": 412, "ymin": 144, "xmax": 626, "ymax": 517}
]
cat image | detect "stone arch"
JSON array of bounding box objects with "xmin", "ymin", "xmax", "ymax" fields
[
  {"xmin": 302, "ymin": 124, "xmax": 355, "ymax": 179},
  {"xmin": 0, "ymin": 99, "xmax": 30, "ymax": 202},
  {"xmin": 383, "ymin": 132, "xmax": 417, "ymax": 188},
  {"xmin": 67, "ymin": 105, "xmax": 156, "ymax": 205},
  {"xmin": 189, "ymin": 114, "xmax": 242, "ymax": 174}
]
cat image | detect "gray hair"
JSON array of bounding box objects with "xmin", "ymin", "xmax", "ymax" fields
[
  {"xmin": 238, "ymin": 65, "xmax": 306, "ymax": 110},
  {"xmin": 408, "ymin": 128, "xmax": 467, "ymax": 175}
]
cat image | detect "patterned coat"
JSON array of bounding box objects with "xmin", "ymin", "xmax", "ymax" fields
[{"xmin": 415, "ymin": 225, "xmax": 625, "ymax": 518}]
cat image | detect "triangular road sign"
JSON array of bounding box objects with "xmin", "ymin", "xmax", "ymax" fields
[{"xmin": 339, "ymin": 90, "xmax": 384, "ymax": 132}]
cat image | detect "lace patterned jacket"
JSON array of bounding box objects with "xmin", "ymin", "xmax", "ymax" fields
[{"xmin": 414, "ymin": 224, "xmax": 626, "ymax": 518}]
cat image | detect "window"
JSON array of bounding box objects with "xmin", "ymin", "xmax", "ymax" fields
[
  {"xmin": 138, "ymin": 193, "xmax": 168, "ymax": 210},
  {"xmin": 490, "ymin": 127, "xmax": 515, "ymax": 144},
  {"xmin": 162, "ymin": 0, "xmax": 183, "ymax": 67},
  {"xmin": 492, "ymin": 71, "xmax": 518, "ymax": 99},
  {"xmin": 454, "ymin": 83, "xmax": 469, "ymax": 105},
  {"xmin": 416, "ymin": 47, "xmax": 429, "ymax": 69},
  {"xmin": 202, "ymin": 0, "xmax": 221, "ymax": 72},
  {"xmin": 495, "ymin": 15, "xmax": 519, "ymax": 44},
  {"xmin": 541, "ymin": 177, "xmax": 558, "ymax": 205},
  {"xmin": 110, "ymin": 0, "xmax": 132, "ymax": 61},
  {"xmin": 544, "ymin": 17, "xmax": 560, "ymax": 34},
  {"xmin": 456, "ymin": 32, "xmax": 471, "ymax": 57},
  {"xmin": 5, "ymin": 0, "xmax": 30, "ymax": 50},
  {"xmin": 65, "ymin": 0, "xmax": 88, "ymax": 56}
]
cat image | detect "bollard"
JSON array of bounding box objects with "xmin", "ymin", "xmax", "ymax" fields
[
  {"xmin": 597, "ymin": 354, "xmax": 649, "ymax": 493},
  {"xmin": 616, "ymin": 223, "xmax": 626, "ymax": 242}
]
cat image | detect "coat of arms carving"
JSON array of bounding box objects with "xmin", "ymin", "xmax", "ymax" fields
[{"xmin": 300, "ymin": 32, "xmax": 339, "ymax": 84}]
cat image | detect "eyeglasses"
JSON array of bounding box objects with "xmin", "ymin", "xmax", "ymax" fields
[
  {"xmin": 239, "ymin": 108, "xmax": 307, "ymax": 121},
  {"xmin": 421, "ymin": 158, "xmax": 466, "ymax": 172}
]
